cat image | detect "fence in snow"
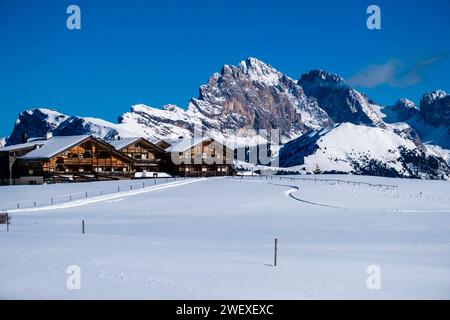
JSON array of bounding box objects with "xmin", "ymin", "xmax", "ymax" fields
[
  {"xmin": 0, "ymin": 177, "xmax": 186, "ymax": 212},
  {"xmin": 232, "ymin": 174, "xmax": 399, "ymax": 196}
]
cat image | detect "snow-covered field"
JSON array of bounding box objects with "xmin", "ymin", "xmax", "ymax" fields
[{"xmin": 1, "ymin": 175, "xmax": 450, "ymax": 299}]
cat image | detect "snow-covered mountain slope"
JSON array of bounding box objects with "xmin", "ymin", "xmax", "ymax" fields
[
  {"xmin": 279, "ymin": 123, "xmax": 450, "ymax": 179},
  {"xmin": 0, "ymin": 137, "xmax": 6, "ymax": 148},
  {"xmin": 53, "ymin": 115, "xmax": 138, "ymax": 140},
  {"xmin": 5, "ymin": 108, "xmax": 140, "ymax": 146},
  {"xmin": 6, "ymin": 108, "xmax": 69, "ymax": 145},
  {"xmin": 381, "ymin": 91, "xmax": 450, "ymax": 149}
]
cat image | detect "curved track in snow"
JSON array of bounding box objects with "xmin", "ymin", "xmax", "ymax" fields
[{"xmin": 269, "ymin": 182, "xmax": 348, "ymax": 210}]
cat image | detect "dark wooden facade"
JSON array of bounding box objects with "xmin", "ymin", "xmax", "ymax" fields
[
  {"xmin": 41, "ymin": 139, "xmax": 132, "ymax": 182},
  {"xmin": 109, "ymin": 138, "xmax": 169, "ymax": 177},
  {"xmin": 169, "ymin": 138, "xmax": 234, "ymax": 177},
  {"xmin": 1, "ymin": 135, "xmax": 236, "ymax": 184},
  {"xmin": 2, "ymin": 136, "xmax": 134, "ymax": 184}
]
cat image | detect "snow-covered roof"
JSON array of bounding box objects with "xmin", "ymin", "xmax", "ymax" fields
[
  {"xmin": 0, "ymin": 140, "xmax": 47, "ymax": 152},
  {"xmin": 105, "ymin": 137, "xmax": 141, "ymax": 150},
  {"xmin": 20, "ymin": 135, "xmax": 91, "ymax": 159},
  {"xmin": 158, "ymin": 138, "xmax": 182, "ymax": 146},
  {"xmin": 165, "ymin": 137, "xmax": 211, "ymax": 153}
]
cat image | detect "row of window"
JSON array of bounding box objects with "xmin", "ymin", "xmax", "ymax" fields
[
  {"xmin": 48, "ymin": 166, "xmax": 129, "ymax": 173},
  {"xmin": 179, "ymin": 152, "xmax": 222, "ymax": 159},
  {"xmin": 180, "ymin": 166, "xmax": 228, "ymax": 172}
]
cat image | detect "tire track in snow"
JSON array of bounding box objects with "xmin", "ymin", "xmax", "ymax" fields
[
  {"xmin": 8, "ymin": 178, "xmax": 207, "ymax": 213},
  {"xmin": 268, "ymin": 182, "xmax": 348, "ymax": 210}
]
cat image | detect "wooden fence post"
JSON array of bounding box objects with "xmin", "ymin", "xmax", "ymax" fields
[
  {"xmin": 82, "ymin": 220, "xmax": 85, "ymax": 234},
  {"xmin": 274, "ymin": 238, "xmax": 278, "ymax": 267}
]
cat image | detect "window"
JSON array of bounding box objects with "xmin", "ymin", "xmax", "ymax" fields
[
  {"xmin": 202, "ymin": 167, "xmax": 208, "ymax": 172},
  {"xmin": 83, "ymin": 151, "xmax": 93, "ymax": 158}
]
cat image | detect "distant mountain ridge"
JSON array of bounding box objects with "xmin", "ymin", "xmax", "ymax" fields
[{"xmin": 3, "ymin": 57, "xmax": 450, "ymax": 179}]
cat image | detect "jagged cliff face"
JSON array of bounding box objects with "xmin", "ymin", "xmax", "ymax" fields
[
  {"xmin": 381, "ymin": 90, "xmax": 450, "ymax": 149},
  {"xmin": 298, "ymin": 70, "xmax": 384, "ymax": 127},
  {"xmin": 383, "ymin": 99, "xmax": 419, "ymax": 123},
  {"xmin": 190, "ymin": 58, "xmax": 332, "ymax": 138},
  {"xmin": 420, "ymin": 90, "xmax": 450, "ymax": 127},
  {"xmin": 6, "ymin": 109, "xmax": 69, "ymax": 145},
  {"xmin": 118, "ymin": 58, "xmax": 333, "ymax": 143}
]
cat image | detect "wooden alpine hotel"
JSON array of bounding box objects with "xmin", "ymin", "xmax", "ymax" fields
[{"xmin": 0, "ymin": 134, "xmax": 235, "ymax": 185}]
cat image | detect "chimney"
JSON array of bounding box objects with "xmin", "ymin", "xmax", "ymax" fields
[
  {"xmin": 45, "ymin": 132, "xmax": 53, "ymax": 140},
  {"xmin": 22, "ymin": 133, "xmax": 28, "ymax": 143}
]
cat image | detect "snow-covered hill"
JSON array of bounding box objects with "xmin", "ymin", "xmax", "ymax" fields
[{"xmin": 279, "ymin": 123, "xmax": 450, "ymax": 179}]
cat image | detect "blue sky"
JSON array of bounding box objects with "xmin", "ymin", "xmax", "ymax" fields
[{"xmin": 0, "ymin": 0, "xmax": 449, "ymax": 137}]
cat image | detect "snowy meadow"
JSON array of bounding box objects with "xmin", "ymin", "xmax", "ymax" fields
[{"xmin": 1, "ymin": 175, "xmax": 450, "ymax": 299}]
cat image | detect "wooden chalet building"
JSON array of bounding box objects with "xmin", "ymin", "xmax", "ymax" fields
[
  {"xmin": 106, "ymin": 137, "xmax": 169, "ymax": 178},
  {"xmin": 165, "ymin": 137, "xmax": 234, "ymax": 177},
  {"xmin": 0, "ymin": 134, "xmax": 236, "ymax": 184},
  {"xmin": 0, "ymin": 135, "xmax": 134, "ymax": 184}
]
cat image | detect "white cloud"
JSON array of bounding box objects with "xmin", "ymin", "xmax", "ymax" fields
[{"xmin": 347, "ymin": 54, "xmax": 446, "ymax": 89}]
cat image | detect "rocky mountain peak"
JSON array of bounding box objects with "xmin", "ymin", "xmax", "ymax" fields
[
  {"xmin": 421, "ymin": 90, "xmax": 448, "ymax": 106},
  {"xmin": 419, "ymin": 90, "xmax": 450, "ymax": 127},
  {"xmin": 6, "ymin": 108, "xmax": 68, "ymax": 145},
  {"xmin": 237, "ymin": 57, "xmax": 283, "ymax": 85},
  {"xmin": 299, "ymin": 69, "xmax": 346, "ymax": 86},
  {"xmin": 395, "ymin": 98, "xmax": 417, "ymax": 109},
  {"xmin": 298, "ymin": 70, "xmax": 383, "ymax": 127}
]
